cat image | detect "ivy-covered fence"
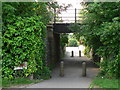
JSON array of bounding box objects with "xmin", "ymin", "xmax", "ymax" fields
[{"xmin": 2, "ymin": 2, "xmax": 51, "ymax": 80}]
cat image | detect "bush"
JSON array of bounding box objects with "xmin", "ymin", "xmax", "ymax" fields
[
  {"xmin": 99, "ymin": 55, "xmax": 120, "ymax": 79},
  {"xmin": 60, "ymin": 34, "xmax": 68, "ymax": 52},
  {"xmin": 69, "ymin": 2, "xmax": 120, "ymax": 79},
  {"xmin": 84, "ymin": 46, "xmax": 91, "ymax": 58},
  {"xmin": 60, "ymin": 34, "xmax": 68, "ymax": 57},
  {"xmin": 2, "ymin": 2, "xmax": 51, "ymax": 80},
  {"xmin": 2, "ymin": 16, "xmax": 50, "ymax": 79},
  {"xmin": 67, "ymin": 39, "xmax": 78, "ymax": 47}
]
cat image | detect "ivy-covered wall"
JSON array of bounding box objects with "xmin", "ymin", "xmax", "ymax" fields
[{"xmin": 2, "ymin": 2, "xmax": 51, "ymax": 80}]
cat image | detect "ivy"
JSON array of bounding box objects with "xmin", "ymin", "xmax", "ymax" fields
[
  {"xmin": 2, "ymin": 16, "xmax": 49, "ymax": 79},
  {"xmin": 2, "ymin": 2, "xmax": 51, "ymax": 80},
  {"xmin": 96, "ymin": 20, "xmax": 120, "ymax": 59}
]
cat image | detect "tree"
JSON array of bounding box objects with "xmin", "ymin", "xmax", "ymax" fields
[
  {"xmin": 68, "ymin": 39, "xmax": 78, "ymax": 47},
  {"xmin": 69, "ymin": 2, "xmax": 120, "ymax": 78}
]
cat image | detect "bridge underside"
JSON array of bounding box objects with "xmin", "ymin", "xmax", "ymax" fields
[
  {"xmin": 46, "ymin": 23, "xmax": 80, "ymax": 67},
  {"xmin": 46, "ymin": 23, "xmax": 100, "ymax": 68},
  {"xmin": 46, "ymin": 23, "xmax": 75, "ymax": 67},
  {"xmin": 53, "ymin": 23, "xmax": 74, "ymax": 33}
]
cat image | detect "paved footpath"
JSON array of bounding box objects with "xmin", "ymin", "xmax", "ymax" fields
[{"xmin": 25, "ymin": 56, "xmax": 99, "ymax": 88}]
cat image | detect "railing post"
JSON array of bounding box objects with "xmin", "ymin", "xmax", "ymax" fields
[
  {"xmin": 75, "ymin": 8, "xmax": 77, "ymax": 23},
  {"xmin": 71, "ymin": 51, "xmax": 74, "ymax": 57},
  {"xmin": 79, "ymin": 50, "xmax": 81, "ymax": 57},
  {"xmin": 60, "ymin": 61, "xmax": 64, "ymax": 77},
  {"xmin": 54, "ymin": 8, "xmax": 56, "ymax": 23},
  {"xmin": 82, "ymin": 62, "xmax": 87, "ymax": 77}
]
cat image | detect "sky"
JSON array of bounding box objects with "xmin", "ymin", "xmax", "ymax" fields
[
  {"xmin": 55, "ymin": 0, "xmax": 84, "ymax": 23},
  {"xmin": 56, "ymin": 0, "xmax": 83, "ymax": 9}
]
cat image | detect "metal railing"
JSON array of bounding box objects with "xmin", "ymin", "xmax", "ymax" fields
[{"xmin": 53, "ymin": 8, "xmax": 83, "ymax": 23}]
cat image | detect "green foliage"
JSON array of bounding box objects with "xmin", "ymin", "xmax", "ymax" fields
[
  {"xmin": 84, "ymin": 46, "xmax": 91, "ymax": 58},
  {"xmin": 85, "ymin": 2, "xmax": 120, "ymax": 78},
  {"xmin": 2, "ymin": 2, "xmax": 51, "ymax": 25},
  {"xmin": 69, "ymin": 2, "xmax": 120, "ymax": 78},
  {"xmin": 90, "ymin": 77, "xmax": 118, "ymax": 88},
  {"xmin": 2, "ymin": 2, "xmax": 51, "ymax": 80},
  {"xmin": 99, "ymin": 55, "xmax": 120, "ymax": 78},
  {"xmin": 2, "ymin": 16, "xmax": 47, "ymax": 79},
  {"xmin": 67, "ymin": 39, "xmax": 78, "ymax": 47},
  {"xmin": 1, "ymin": 77, "xmax": 42, "ymax": 87},
  {"xmin": 60, "ymin": 34, "xmax": 68, "ymax": 56},
  {"xmin": 96, "ymin": 20, "xmax": 120, "ymax": 59},
  {"xmin": 60, "ymin": 34, "xmax": 68, "ymax": 49}
]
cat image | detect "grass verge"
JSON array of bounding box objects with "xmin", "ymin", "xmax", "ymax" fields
[
  {"xmin": 90, "ymin": 76, "xmax": 118, "ymax": 88},
  {"xmin": 0, "ymin": 77, "xmax": 42, "ymax": 88}
]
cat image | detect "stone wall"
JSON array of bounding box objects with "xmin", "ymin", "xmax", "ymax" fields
[{"xmin": 46, "ymin": 25, "xmax": 60, "ymax": 69}]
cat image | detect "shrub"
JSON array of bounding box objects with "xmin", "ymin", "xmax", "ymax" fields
[
  {"xmin": 2, "ymin": 2, "xmax": 51, "ymax": 80},
  {"xmin": 67, "ymin": 39, "xmax": 78, "ymax": 47},
  {"xmin": 2, "ymin": 16, "xmax": 50, "ymax": 79},
  {"xmin": 84, "ymin": 46, "xmax": 91, "ymax": 58},
  {"xmin": 99, "ymin": 55, "xmax": 120, "ymax": 79},
  {"xmin": 60, "ymin": 34, "xmax": 68, "ymax": 50}
]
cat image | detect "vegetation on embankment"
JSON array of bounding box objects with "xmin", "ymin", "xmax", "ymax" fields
[
  {"xmin": 71, "ymin": 1, "xmax": 120, "ymax": 78},
  {"xmin": 0, "ymin": 77, "xmax": 42, "ymax": 88},
  {"xmin": 69, "ymin": 2, "xmax": 120, "ymax": 88},
  {"xmin": 2, "ymin": 2, "xmax": 52, "ymax": 81},
  {"xmin": 90, "ymin": 76, "xmax": 118, "ymax": 88}
]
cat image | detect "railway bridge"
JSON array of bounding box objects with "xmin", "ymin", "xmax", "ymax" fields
[{"xmin": 46, "ymin": 8, "xmax": 84, "ymax": 67}]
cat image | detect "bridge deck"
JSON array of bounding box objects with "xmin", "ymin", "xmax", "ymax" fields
[{"xmin": 47, "ymin": 23, "xmax": 82, "ymax": 33}]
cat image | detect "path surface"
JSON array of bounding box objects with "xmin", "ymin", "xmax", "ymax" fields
[{"xmin": 26, "ymin": 56, "xmax": 99, "ymax": 88}]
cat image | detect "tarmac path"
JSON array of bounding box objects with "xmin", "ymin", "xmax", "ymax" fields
[{"xmin": 26, "ymin": 56, "xmax": 99, "ymax": 88}]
